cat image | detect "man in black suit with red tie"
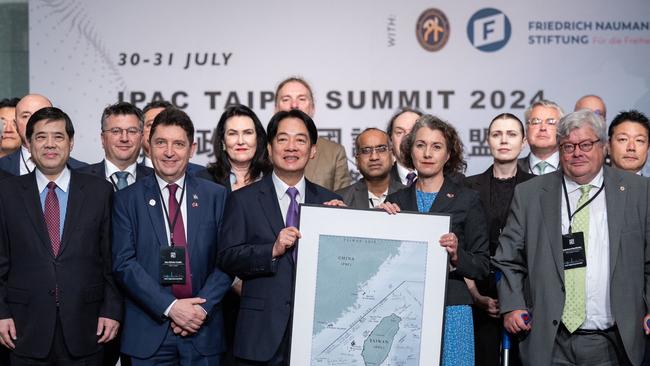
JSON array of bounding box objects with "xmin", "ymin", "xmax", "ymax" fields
[{"xmin": 0, "ymin": 107, "xmax": 122, "ymax": 365}]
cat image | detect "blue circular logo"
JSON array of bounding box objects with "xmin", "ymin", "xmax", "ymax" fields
[{"xmin": 467, "ymin": 8, "xmax": 511, "ymax": 52}]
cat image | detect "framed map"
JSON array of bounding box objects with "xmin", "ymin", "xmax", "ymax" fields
[{"xmin": 291, "ymin": 205, "xmax": 451, "ymax": 366}]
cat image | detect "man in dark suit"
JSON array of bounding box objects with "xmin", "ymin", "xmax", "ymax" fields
[
  {"xmin": 79, "ymin": 102, "xmax": 153, "ymax": 190},
  {"xmin": 140, "ymin": 101, "xmax": 205, "ymax": 175},
  {"xmin": 218, "ymin": 109, "xmax": 340, "ymax": 365},
  {"xmin": 386, "ymin": 108, "xmax": 422, "ymax": 186},
  {"xmin": 517, "ymin": 99, "xmax": 564, "ymax": 176},
  {"xmin": 0, "ymin": 107, "xmax": 122, "ymax": 365},
  {"xmin": 337, "ymin": 128, "xmax": 404, "ymax": 208},
  {"xmin": 112, "ymin": 107, "xmax": 231, "ymax": 365},
  {"xmin": 495, "ymin": 110, "xmax": 650, "ymax": 365},
  {"xmin": 0, "ymin": 94, "xmax": 87, "ymax": 175}
]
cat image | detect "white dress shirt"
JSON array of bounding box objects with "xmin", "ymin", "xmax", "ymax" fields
[
  {"xmin": 528, "ymin": 151, "xmax": 560, "ymax": 175},
  {"xmin": 368, "ymin": 189, "xmax": 388, "ymax": 208},
  {"xmin": 395, "ymin": 162, "xmax": 415, "ymax": 185},
  {"xmin": 560, "ymin": 168, "xmax": 613, "ymax": 330},
  {"xmin": 272, "ymin": 172, "xmax": 306, "ymax": 223},
  {"xmin": 20, "ymin": 145, "xmax": 35, "ymax": 175},
  {"xmin": 155, "ymin": 174, "xmax": 188, "ymax": 246},
  {"xmin": 105, "ymin": 159, "xmax": 137, "ymax": 188}
]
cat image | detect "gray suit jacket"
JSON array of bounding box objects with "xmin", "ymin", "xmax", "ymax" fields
[
  {"xmin": 336, "ymin": 178, "xmax": 405, "ymax": 209},
  {"xmin": 493, "ymin": 166, "xmax": 650, "ymax": 366}
]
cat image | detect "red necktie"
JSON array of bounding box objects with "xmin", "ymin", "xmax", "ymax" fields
[
  {"xmin": 44, "ymin": 182, "xmax": 60, "ymax": 257},
  {"xmin": 167, "ymin": 184, "xmax": 192, "ymax": 299}
]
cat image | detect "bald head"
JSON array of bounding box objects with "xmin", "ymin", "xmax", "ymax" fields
[
  {"xmin": 16, "ymin": 94, "xmax": 52, "ymax": 146},
  {"xmin": 574, "ymin": 95, "xmax": 606, "ymax": 119}
]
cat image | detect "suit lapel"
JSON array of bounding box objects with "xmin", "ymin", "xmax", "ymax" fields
[
  {"xmin": 353, "ymin": 180, "xmax": 369, "ymax": 207},
  {"xmin": 428, "ymin": 178, "xmax": 457, "ymax": 213},
  {"xmin": 603, "ymin": 167, "xmax": 625, "ymax": 277},
  {"xmin": 259, "ymin": 176, "xmax": 284, "ymax": 237},
  {"xmin": 21, "ymin": 173, "xmax": 53, "ymax": 255},
  {"xmin": 10, "ymin": 150, "xmax": 20, "ymax": 176},
  {"xmin": 185, "ymin": 176, "xmax": 200, "ymax": 258},
  {"xmin": 144, "ymin": 175, "xmax": 169, "ymax": 247},
  {"xmin": 540, "ymin": 171, "xmax": 564, "ymax": 281},
  {"xmin": 59, "ymin": 172, "xmax": 84, "ymax": 255}
]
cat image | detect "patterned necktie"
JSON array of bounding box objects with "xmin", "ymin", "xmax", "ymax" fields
[
  {"xmin": 114, "ymin": 171, "xmax": 129, "ymax": 190},
  {"xmin": 286, "ymin": 187, "xmax": 300, "ymax": 260},
  {"xmin": 406, "ymin": 171, "xmax": 417, "ymax": 186},
  {"xmin": 44, "ymin": 182, "xmax": 61, "ymax": 257},
  {"xmin": 562, "ymin": 184, "xmax": 591, "ymax": 333},
  {"xmin": 535, "ymin": 161, "xmax": 549, "ymax": 175},
  {"xmin": 167, "ymin": 183, "xmax": 192, "ymax": 299}
]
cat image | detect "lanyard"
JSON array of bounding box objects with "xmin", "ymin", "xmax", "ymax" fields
[
  {"xmin": 20, "ymin": 149, "xmax": 32, "ymax": 174},
  {"xmin": 157, "ymin": 176, "xmax": 187, "ymax": 246},
  {"xmin": 561, "ymin": 176, "xmax": 604, "ymax": 233}
]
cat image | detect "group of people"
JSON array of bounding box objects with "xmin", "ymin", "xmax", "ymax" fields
[{"xmin": 0, "ymin": 77, "xmax": 647, "ymax": 366}]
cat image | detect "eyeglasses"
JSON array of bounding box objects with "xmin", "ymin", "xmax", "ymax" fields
[
  {"xmin": 528, "ymin": 118, "xmax": 558, "ymax": 126},
  {"xmin": 103, "ymin": 127, "xmax": 142, "ymax": 136},
  {"xmin": 559, "ymin": 139, "xmax": 600, "ymax": 154},
  {"xmin": 357, "ymin": 145, "xmax": 390, "ymax": 156}
]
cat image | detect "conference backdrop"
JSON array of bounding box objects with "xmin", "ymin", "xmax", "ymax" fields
[{"xmin": 29, "ymin": 0, "xmax": 650, "ymax": 175}]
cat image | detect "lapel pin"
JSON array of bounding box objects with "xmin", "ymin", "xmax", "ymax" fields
[
  {"xmin": 192, "ymin": 202, "xmax": 199, "ymax": 208},
  {"xmin": 446, "ymin": 192, "xmax": 455, "ymax": 198},
  {"xmin": 620, "ymin": 186, "xmax": 625, "ymax": 191},
  {"xmin": 193, "ymin": 194, "xmax": 199, "ymax": 200},
  {"xmin": 149, "ymin": 199, "xmax": 156, "ymax": 206}
]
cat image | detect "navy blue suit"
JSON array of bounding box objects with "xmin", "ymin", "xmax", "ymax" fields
[
  {"xmin": 0, "ymin": 149, "xmax": 87, "ymax": 175},
  {"xmin": 112, "ymin": 173, "xmax": 232, "ymax": 360},
  {"xmin": 217, "ymin": 175, "xmax": 340, "ymax": 363}
]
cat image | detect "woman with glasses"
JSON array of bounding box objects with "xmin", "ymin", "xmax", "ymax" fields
[
  {"xmin": 380, "ymin": 114, "xmax": 489, "ymax": 365},
  {"xmin": 198, "ymin": 104, "xmax": 272, "ymax": 366},
  {"xmin": 464, "ymin": 113, "xmax": 534, "ymax": 365}
]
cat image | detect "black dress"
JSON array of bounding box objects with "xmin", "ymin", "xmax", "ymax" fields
[{"xmin": 464, "ymin": 165, "xmax": 534, "ymax": 366}]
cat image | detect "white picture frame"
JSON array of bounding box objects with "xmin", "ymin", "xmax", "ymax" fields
[{"xmin": 290, "ymin": 204, "xmax": 451, "ymax": 366}]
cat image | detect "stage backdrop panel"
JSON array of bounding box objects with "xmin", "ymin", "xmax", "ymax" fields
[{"xmin": 29, "ymin": 0, "xmax": 650, "ymax": 175}]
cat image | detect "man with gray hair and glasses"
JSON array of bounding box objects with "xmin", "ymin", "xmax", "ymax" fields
[
  {"xmin": 495, "ymin": 109, "xmax": 650, "ymax": 365},
  {"xmin": 518, "ymin": 100, "xmax": 564, "ymax": 175}
]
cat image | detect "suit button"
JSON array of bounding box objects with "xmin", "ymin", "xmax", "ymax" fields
[{"xmin": 553, "ymin": 320, "xmax": 558, "ymax": 325}]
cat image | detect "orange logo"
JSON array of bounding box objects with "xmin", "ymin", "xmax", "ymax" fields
[{"xmin": 416, "ymin": 8, "xmax": 450, "ymax": 52}]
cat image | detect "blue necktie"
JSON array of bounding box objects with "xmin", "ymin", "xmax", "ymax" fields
[{"xmin": 114, "ymin": 171, "xmax": 129, "ymax": 190}]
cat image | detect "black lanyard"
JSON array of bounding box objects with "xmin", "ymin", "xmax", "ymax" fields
[
  {"xmin": 157, "ymin": 177, "xmax": 187, "ymax": 246},
  {"xmin": 561, "ymin": 176, "xmax": 604, "ymax": 233},
  {"xmin": 20, "ymin": 149, "xmax": 32, "ymax": 174}
]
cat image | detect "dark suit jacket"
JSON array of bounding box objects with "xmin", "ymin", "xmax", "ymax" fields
[
  {"xmin": 112, "ymin": 173, "xmax": 232, "ymax": 359},
  {"xmin": 493, "ymin": 166, "xmax": 650, "ymax": 366},
  {"xmin": 77, "ymin": 160, "xmax": 153, "ymax": 186},
  {"xmin": 386, "ymin": 177, "xmax": 490, "ymax": 306},
  {"xmin": 0, "ymin": 171, "xmax": 122, "ymax": 358},
  {"xmin": 336, "ymin": 178, "xmax": 405, "ymax": 209},
  {"xmin": 0, "ymin": 149, "xmax": 87, "ymax": 176},
  {"xmin": 517, "ymin": 154, "xmax": 533, "ymax": 175},
  {"xmin": 217, "ymin": 175, "xmax": 340, "ymax": 362}
]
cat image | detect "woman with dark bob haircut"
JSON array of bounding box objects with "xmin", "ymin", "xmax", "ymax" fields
[
  {"xmin": 200, "ymin": 104, "xmax": 272, "ymax": 191},
  {"xmin": 381, "ymin": 114, "xmax": 489, "ymax": 365}
]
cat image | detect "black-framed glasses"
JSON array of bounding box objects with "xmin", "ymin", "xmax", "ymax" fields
[
  {"xmin": 103, "ymin": 127, "xmax": 142, "ymax": 136},
  {"xmin": 357, "ymin": 145, "xmax": 390, "ymax": 156},
  {"xmin": 527, "ymin": 117, "xmax": 558, "ymax": 126},
  {"xmin": 559, "ymin": 139, "xmax": 600, "ymax": 154}
]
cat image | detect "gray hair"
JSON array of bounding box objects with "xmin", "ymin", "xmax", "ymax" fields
[
  {"xmin": 557, "ymin": 109, "xmax": 607, "ymax": 142},
  {"xmin": 523, "ymin": 99, "xmax": 565, "ymax": 123}
]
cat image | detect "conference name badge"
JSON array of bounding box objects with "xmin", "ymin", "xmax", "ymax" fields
[
  {"xmin": 562, "ymin": 232, "xmax": 587, "ymax": 270},
  {"xmin": 160, "ymin": 247, "xmax": 187, "ymax": 284}
]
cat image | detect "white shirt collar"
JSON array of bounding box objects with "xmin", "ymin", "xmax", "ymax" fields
[
  {"xmin": 529, "ymin": 151, "xmax": 560, "ymax": 171},
  {"xmin": 21, "ymin": 145, "xmax": 31, "ymax": 159},
  {"xmin": 564, "ymin": 167, "xmax": 604, "ymax": 194},
  {"xmin": 395, "ymin": 162, "xmax": 415, "ymax": 184},
  {"xmin": 105, "ymin": 159, "xmax": 137, "ymax": 179},
  {"xmin": 155, "ymin": 173, "xmax": 186, "ymax": 192},
  {"xmin": 272, "ymin": 171, "xmax": 306, "ymax": 203},
  {"xmin": 36, "ymin": 167, "xmax": 71, "ymax": 193}
]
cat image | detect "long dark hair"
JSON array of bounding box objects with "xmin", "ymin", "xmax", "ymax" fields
[{"xmin": 207, "ymin": 105, "xmax": 272, "ymax": 185}]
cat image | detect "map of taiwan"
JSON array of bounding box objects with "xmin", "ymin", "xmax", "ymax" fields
[{"xmin": 311, "ymin": 235, "xmax": 427, "ymax": 365}]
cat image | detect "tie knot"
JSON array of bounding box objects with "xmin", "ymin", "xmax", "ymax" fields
[
  {"xmin": 167, "ymin": 183, "xmax": 178, "ymax": 196},
  {"xmin": 406, "ymin": 172, "xmax": 417, "ymax": 180},
  {"xmin": 579, "ymin": 184, "xmax": 592, "ymax": 196},
  {"xmin": 286, "ymin": 187, "xmax": 299, "ymax": 200},
  {"xmin": 47, "ymin": 181, "xmax": 57, "ymax": 191},
  {"xmin": 114, "ymin": 171, "xmax": 129, "ymax": 180}
]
